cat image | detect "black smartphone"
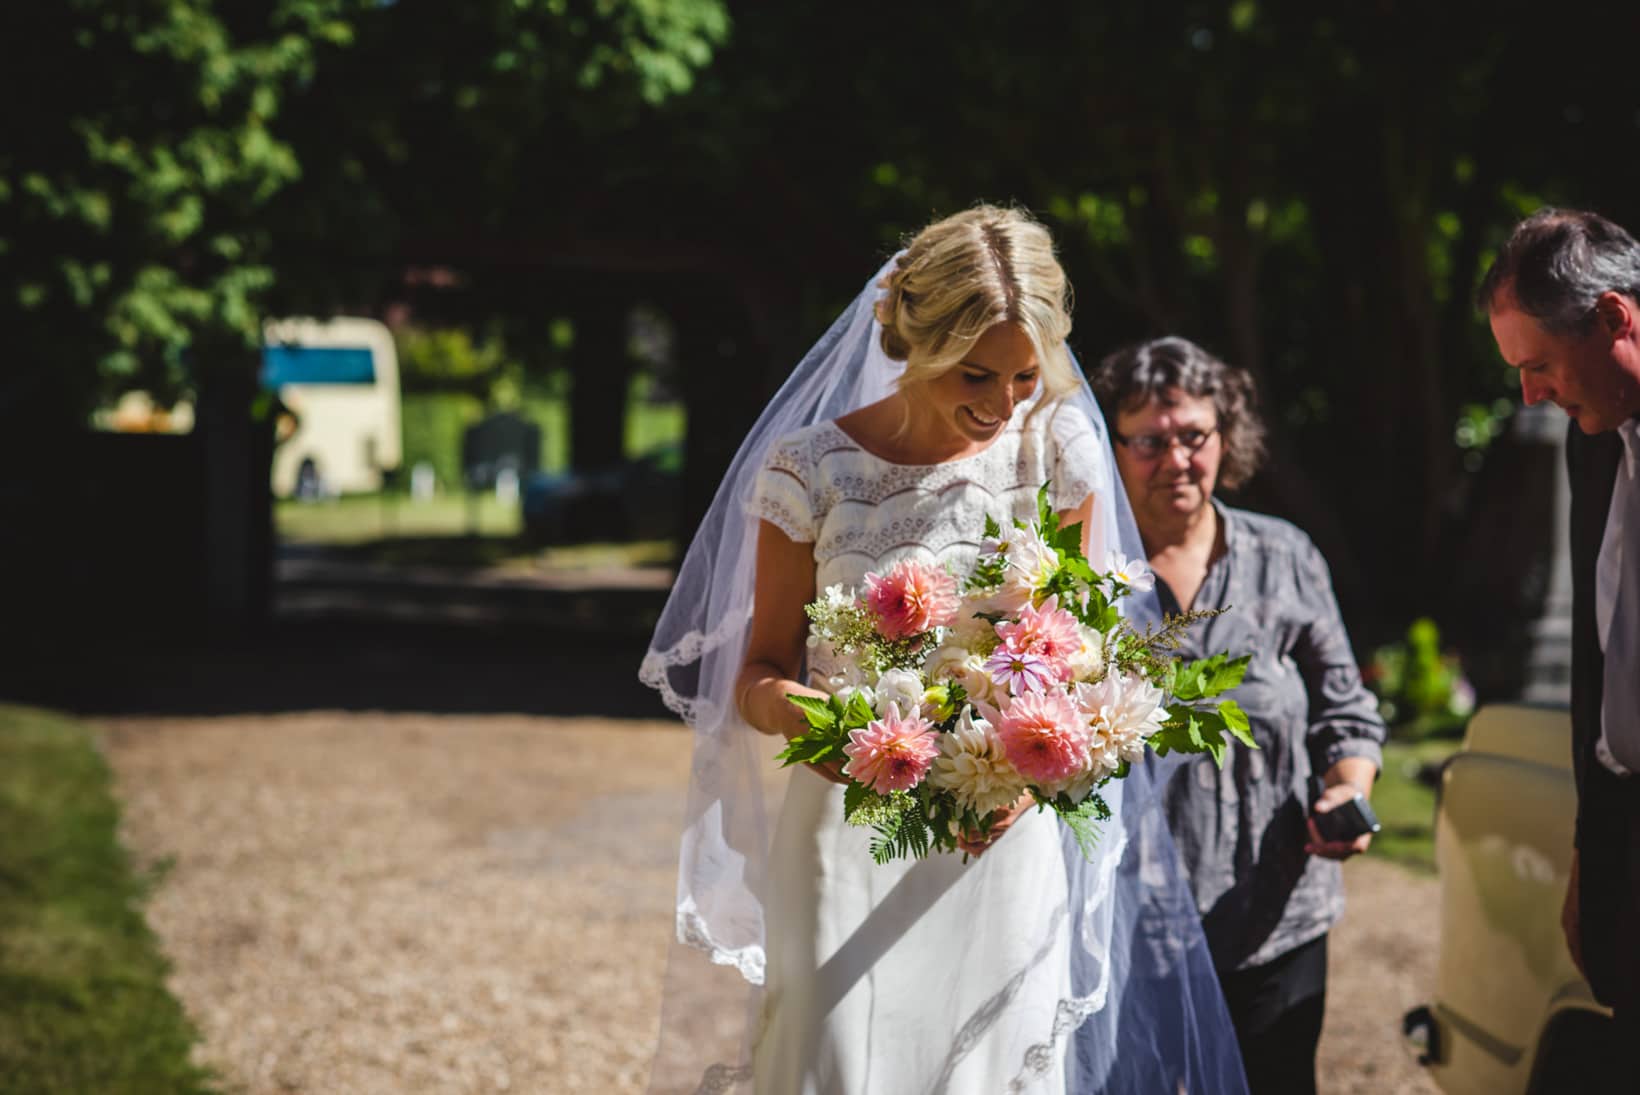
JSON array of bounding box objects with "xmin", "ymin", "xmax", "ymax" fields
[{"xmin": 1307, "ymin": 775, "xmax": 1382, "ymax": 843}]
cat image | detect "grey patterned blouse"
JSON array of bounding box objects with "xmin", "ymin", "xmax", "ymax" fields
[{"xmin": 1158, "ymin": 501, "xmax": 1387, "ymax": 972}]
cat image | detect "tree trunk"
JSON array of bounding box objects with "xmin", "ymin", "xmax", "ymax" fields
[
  {"xmin": 671, "ymin": 280, "xmax": 783, "ymax": 548},
  {"xmin": 568, "ymin": 299, "xmax": 635, "ymax": 471},
  {"xmin": 197, "ymin": 341, "xmax": 274, "ymax": 634}
]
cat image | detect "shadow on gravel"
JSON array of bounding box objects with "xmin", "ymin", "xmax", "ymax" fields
[{"xmin": 5, "ymin": 548, "xmax": 685, "ymax": 721}]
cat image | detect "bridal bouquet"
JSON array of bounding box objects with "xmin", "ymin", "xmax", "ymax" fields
[{"xmin": 777, "ymin": 485, "xmax": 1254, "ymax": 864}]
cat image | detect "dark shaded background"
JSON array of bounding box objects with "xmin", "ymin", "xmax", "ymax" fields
[{"xmin": 4, "ymin": 1, "xmax": 1635, "ymax": 713}]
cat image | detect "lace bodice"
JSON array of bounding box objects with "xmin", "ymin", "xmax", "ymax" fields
[{"xmin": 749, "ymin": 399, "xmax": 1108, "ymax": 670}]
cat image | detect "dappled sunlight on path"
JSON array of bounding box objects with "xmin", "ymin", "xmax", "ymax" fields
[{"xmin": 103, "ymin": 712, "xmax": 690, "ymax": 1094}]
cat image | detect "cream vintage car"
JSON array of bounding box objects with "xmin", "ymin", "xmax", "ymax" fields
[{"xmin": 1404, "ymin": 702, "xmax": 1615, "ymax": 1092}]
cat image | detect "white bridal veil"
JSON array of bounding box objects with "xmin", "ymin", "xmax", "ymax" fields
[{"xmin": 640, "ymin": 259, "xmax": 1247, "ymax": 1094}]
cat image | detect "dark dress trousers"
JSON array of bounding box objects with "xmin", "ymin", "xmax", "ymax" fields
[{"xmin": 1566, "ymin": 423, "xmax": 1640, "ymax": 1018}]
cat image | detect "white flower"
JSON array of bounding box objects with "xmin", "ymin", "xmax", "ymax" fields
[
  {"xmin": 925, "ymin": 644, "xmax": 973, "ymax": 684},
  {"xmin": 947, "ymin": 597, "xmax": 998, "ymax": 649},
  {"xmin": 874, "ymin": 668, "xmax": 926, "ymax": 718},
  {"xmin": 838, "ymin": 685, "xmax": 875, "ymax": 710},
  {"xmin": 1067, "ymin": 625, "xmax": 1107, "ymax": 683},
  {"xmin": 979, "ymin": 528, "xmax": 1013, "ymax": 562},
  {"xmin": 923, "ymin": 643, "xmax": 994, "ymax": 705},
  {"xmin": 993, "ymin": 526, "xmax": 1060, "ymax": 612},
  {"xmin": 1102, "ymin": 551, "xmax": 1155, "ymax": 594},
  {"xmin": 1074, "ymin": 671, "xmax": 1165, "ymax": 774},
  {"xmin": 821, "ymin": 583, "xmax": 856, "ymax": 610},
  {"xmin": 927, "ymin": 706, "xmax": 1026, "ymax": 815}
]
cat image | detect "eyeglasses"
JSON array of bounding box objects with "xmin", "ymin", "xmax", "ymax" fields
[{"xmin": 1112, "ymin": 426, "xmax": 1218, "ymax": 459}]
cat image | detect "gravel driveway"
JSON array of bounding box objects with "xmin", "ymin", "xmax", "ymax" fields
[{"xmin": 100, "ymin": 711, "xmax": 1438, "ymax": 1095}]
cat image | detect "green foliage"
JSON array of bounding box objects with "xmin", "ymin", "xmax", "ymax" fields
[
  {"xmin": 774, "ymin": 690, "xmax": 872, "ymax": 770},
  {"xmin": 864, "ymin": 794, "xmax": 933, "ymax": 865},
  {"xmin": 1370, "ymin": 739, "xmax": 1458, "ymax": 874},
  {"xmin": 400, "ymin": 392, "xmax": 489, "ymax": 490},
  {"xmin": 1047, "ymin": 792, "xmax": 1112, "ymax": 860},
  {"xmin": 1367, "ymin": 618, "xmax": 1475, "ymax": 740},
  {"xmin": 395, "ymin": 387, "xmax": 679, "ymax": 491},
  {"xmin": 2, "ymin": 0, "xmax": 730, "ymax": 430},
  {"xmin": 1170, "ymin": 653, "xmax": 1251, "ymax": 703},
  {"xmin": 0, "ymin": 705, "xmax": 218, "ymax": 1093},
  {"xmin": 2, "ymin": 1, "xmax": 350, "ymax": 420},
  {"xmin": 396, "ymin": 327, "xmax": 521, "ymax": 401}
]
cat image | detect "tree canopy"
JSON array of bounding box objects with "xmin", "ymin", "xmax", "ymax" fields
[{"xmin": 10, "ymin": 0, "xmax": 1640, "ymax": 655}]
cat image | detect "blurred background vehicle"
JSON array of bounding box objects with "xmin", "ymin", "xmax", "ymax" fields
[
  {"xmin": 263, "ymin": 317, "xmax": 403, "ymax": 500},
  {"xmin": 1404, "ymin": 703, "xmax": 1614, "ymax": 1094}
]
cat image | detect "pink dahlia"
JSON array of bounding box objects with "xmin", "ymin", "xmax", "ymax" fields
[
  {"xmin": 994, "ymin": 595, "xmax": 1082, "ymax": 680},
  {"xmin": 842, "ymin": 705, "xmax": 941, "ymax": 793},
  {"xmin": 864, "ymin": 558, "xmax": 961, "ymax": 640},
  {"xmin": 995, "ymin": 690, "xmax": 1092, "ymax": 788}
]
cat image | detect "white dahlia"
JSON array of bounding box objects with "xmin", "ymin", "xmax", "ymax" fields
[
  {"xmin": 1074, "ymin": 671, "xmax": 1166, "ymax": 774},
  {"xmin": 1067, "ymin": 625, "xmax": 1107, "ymax": 683},
  {"xmin": 927, "ymin": 707, "xmax": 1026, "ymax": 816}
]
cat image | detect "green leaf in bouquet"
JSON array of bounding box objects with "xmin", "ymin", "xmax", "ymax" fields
[
  {"xmin": 965, "ymin": 556, "xmax": 1007, "ymax": 591},
  {"xmin": 1036, "ymin": 482, "xmax": 1057, "ymax": 533},
  {"xmin": 1052, "ymin": 792, "xmax": 1111, "ymax": 860},
  {"xmin": 1040, "ymin": 567, "xmax": 1077, "ymax": 603},
  {"xmin": 1169, "ymin": 654, "xmax": 1228, "ymax": 702},
  {"xmin": 775, "ymin": 716, "xmax": 851, "ymax": 766},
  {"xmin": 1050, "ymin": 520, "xmax": 1085, "ymax": 559},
  {"xmin": 868, "ymin": 796, "xmax": 932, "ymax": 864},
  {"xmin": 1201, "ymin": 654, "xmax": 1251, "ymax": 697},
  {"xmin": 1149, "ymin": 706, "xmax": 1205, "ymax": 758},
  {"xmin": 1190, "ymin": 708, "xmax": 1231, "ymax": 766},
  {"xmin": 1217, "ymin": 699, "xmax": 1256, "ymax": 748},
  {"xmin": 787, "ymin": 693, "xmax": 840, "ymax": 731},
  {"xmin": 842, "ymin": 688, "xmax": 878, "ymax": 729},
  {"xmin": 1062, "ymin": 556, "xmax": 1097, "ymax": 585},
  {"xmin": 843, "ymin": 781, "xmax": 882, "ymax": 824},
  {"xmin": 983, "ymin": 513, "xmax": 1002, "ymax": 540}
]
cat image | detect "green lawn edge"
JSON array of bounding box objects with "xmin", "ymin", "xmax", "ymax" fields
[
  {"xmin": 0, "ymin": 704, "xmax": 219, "ymax": 1095},
  {"xmin": 1368, "ymin": 738, "xmax": 1459, "ymax": 875}
]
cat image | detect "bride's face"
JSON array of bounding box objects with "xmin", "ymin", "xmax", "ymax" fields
[{"xmin": 918, "ymin": 323, "xmax": 1041, "ymax": 445}]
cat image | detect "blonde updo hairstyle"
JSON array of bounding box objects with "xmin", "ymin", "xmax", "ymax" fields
[{"xmin": 876, "ymin": 204, "xmax": 1077, "ymax": 413}]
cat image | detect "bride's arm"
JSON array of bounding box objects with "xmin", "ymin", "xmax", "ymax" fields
[
  {"xmin": 735, "ymin": 522, "xmax": 847, "ymax": 781},
  {"xmin": 1061, "ymin": 492, "xmax": 1099, "ymax": 558}
]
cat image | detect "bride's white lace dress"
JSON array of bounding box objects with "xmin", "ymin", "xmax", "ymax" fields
[{"xmin": 746, "ymin": 400, "xmax": 1107, "ymax": 1095}]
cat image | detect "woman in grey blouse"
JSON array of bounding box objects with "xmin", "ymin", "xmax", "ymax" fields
[{"xmin": 1090, "ymin": 337, "xmax": 1386, "ymax": 1095}]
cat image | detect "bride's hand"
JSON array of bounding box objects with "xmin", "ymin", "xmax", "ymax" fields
[
  {"xmin": 957, "ymin": 795, "xmax": 1033, "ymax": 857},
  {"xmin": 777, "ymin": 685, "xmax": 853, "ymax": 786}
]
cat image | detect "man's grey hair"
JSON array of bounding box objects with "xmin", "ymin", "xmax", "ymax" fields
[{"xmin": 1477, "ymin": 207, "xmax": 1640, "ymax": 334}]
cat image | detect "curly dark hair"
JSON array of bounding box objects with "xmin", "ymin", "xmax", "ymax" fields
[{"xmin": 1088, "ymin": 336, "xmax": 1267, "ymax": 491}]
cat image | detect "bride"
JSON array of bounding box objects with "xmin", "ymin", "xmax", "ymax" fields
[{"xmin": 642, "ymin": 205, "xmax": 1247, "ymax": 1094}]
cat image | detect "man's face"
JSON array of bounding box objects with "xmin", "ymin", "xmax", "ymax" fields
[{"xmin": 1488, "ymin": 291, "xmax": 1640, "ymax": 434}]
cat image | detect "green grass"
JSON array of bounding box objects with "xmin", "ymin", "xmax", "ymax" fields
[
  {"xmin": 398, "ymin": 391, "xmax": 684, "ymax": 494},
  {"xmin": 0, "ymin": 705, "xmax": 217, "ymax": 1095},
  {"xmin": 277, "ymin": 492, "xmax": 522, "ymax": 545},
  {"xmin": 1369, "ymin": 737, "xmax": 1462, "ymax": 874}
]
